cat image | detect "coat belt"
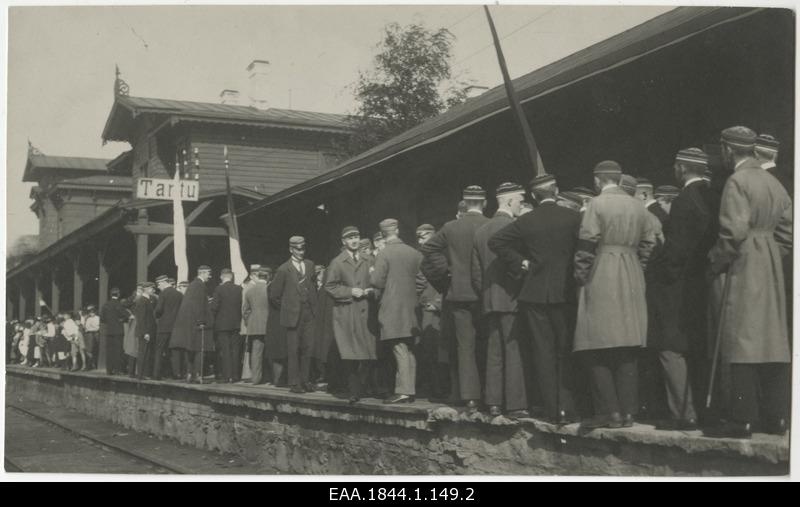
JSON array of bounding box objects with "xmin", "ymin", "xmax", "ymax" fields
[{"xmin": 597, "ymin": 245, "xmax": 637, "ymax": 254}]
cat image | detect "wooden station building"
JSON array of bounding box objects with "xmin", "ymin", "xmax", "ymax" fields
[{"xmin": 7, "ymin": 62, "xmax": 352, "ymax": 320}]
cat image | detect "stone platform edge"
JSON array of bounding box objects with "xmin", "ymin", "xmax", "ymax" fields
[{"xmin": 4, "ymin": 364, "xmax": 789, "ymax": 465}]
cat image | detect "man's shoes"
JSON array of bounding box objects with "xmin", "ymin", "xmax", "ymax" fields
[
  {"xmin": 580, "ymin": 412, "xmax": 624, "ymax": 430},
  {"xmin": 303, "ymin": 383, "xmax": 316, "ymax": 393},
  {"xmin": 507, "ymin": 409, "xmax": 531, "ymax": 420},
  {"xmin": 762, "ymin": 418, "xmax": 788, "ymax": 436},
  {"xmin": 383, "ymin": 394, "xmax": 415, "ymax": 404},
  {"xmin": 488, "ymin": 405, "xmax": 502, "ymax": 417},
  {"xmin": 465, "ymin": 400, "xmax": 479, "ymax": 414},
  {"xmin": 622, "ymin": 414, "xmax": 635, "ymax": 428},
  {"xmin": 289, "ymin": 385, "xmax": 306, "ymax": 394},
  {"xmin": 703, "ymin": 421, "xmax": 752, "ymax": 439}
]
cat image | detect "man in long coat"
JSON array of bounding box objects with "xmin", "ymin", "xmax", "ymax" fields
[
  {"xmin": 100, "ymin": 287, "xmax": 127, "ymax": 375},
  {"xmin": 170, "ymin": 265, "xmax": 213, "ymax": 383},
  {"xmin": 242, "ymin": 267, "xmax": 269, "ymax": 384},
  {"xmin": 490, "ymin": 175, "xmax": 581, "ymax": 423},
  {"xmin": 371, "ymin": 219, "xmax": 423, "ymax": 404},
  {"xmin": 269, "ymin": 236, "xmax": 317, "ymax": 393},
  {"xmin": 134, "ymin": 282, "xmax": 157, "ymax": 380},
  {"xmin": 471, "ymin": 182, "xmax": 526, "ymax": 417},
  {"xmin": 312, "ymin": 264, "xmax": 337, "ymax": 390},
  {"xmin": 650, "ymin": 148, "xmax": 720, "ymax": 430},
  {"xmin": 573, "ymin": 161, "xmax": 657, "ymax": 429},
  {"xmin": 211, "ymin": 268, "xmax": 243, "ymax": 383},
  {"xmin": 704, "ymin": 126, "xmax": 792, "ymax": 438},
  {"xmin": 421, "ymin": 185, "xmax": 489, "ymax": 412},
  {"xmin": 153, "ymin": 275, "xmax": 182, "ymax": 380},
  {"xmin": 326, "ymin": 226, "xmax": 378, "ymax": 403}
]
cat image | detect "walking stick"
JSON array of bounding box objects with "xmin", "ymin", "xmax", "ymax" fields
[
  {"xmin": 199, "ymin": 324, "xmax": 205, "ymax": 385},
  {"xmin": 706, "ymin": 273, "xmax": 732, "ymax": 409}
]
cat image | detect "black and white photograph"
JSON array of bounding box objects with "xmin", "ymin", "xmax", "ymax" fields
[{"xmin": 1, "ymin": 1, "xmax": 796, "ymax": 482}]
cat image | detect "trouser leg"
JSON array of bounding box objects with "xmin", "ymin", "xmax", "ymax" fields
[
  {"xmin": 527, "ymin": 304, "xmax": 576, "ymax": 418},
  {"xmin": 452, "ymin": 303, "xmax": 480, "ymax": 401},
  {"xmin": 614, "ymin": 347, "xmax": 638, "ymax": 416},
  {"xmin": 484, "ymin": 313, "xmax": 503, "ymax": 407},
  {"xmin": 346, "ymin": 360, "xmax": 366, "ymax": 399},
  {"xmin": 298, "ymin": 311, "xmax": 314, "ymax": 386},
  {"xmin": 170, "ymin": 348, "xmax": 185, "ymax": 379},
  {"xmin": 658, "ymin": 350, "xmax": 697, "ymax": 421},
  {"xmin": 500, "ymin": 313, "xmax": 527, "ymax": 412},
  {"xmin": 272, "ymin": 360, "xmax": 285, "ymax": 385},
  {"xmin": 584, "ymin": 349, "xmax": 620, "ymax": 416},
  {"xmin": 215, "ymin": 331, "xmax": 232, "ymax": 381},
  {"xmin": 392, "ymin": 338, "xmax": 416, "ymax": 396},
  {"xmin": 152, "ymin": 333, "xmax": 169, "ymax": 379},
  {"xmin": 249, "ymin": 335, "xmax": 265, "ymax": 384},
  {"xmin": 758, "ymin": 362, "xmax": 791, "ymax": 424},
  {"xmin": 730, "ymin": 363, "xmax": 759, "ymax": 425},
  {"xmin": 286, "ymin": 327, "xmax": 300, "ymax": 387},
  {"xmin": 231, "ymin": 332, "xmax": 243, "ymax": 381}
]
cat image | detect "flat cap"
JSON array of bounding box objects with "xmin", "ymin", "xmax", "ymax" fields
[
  {"xmin": 675, "ymin": 147, "xmax": 709, "ymax": 167},
  {"xmin": 372, "ymin": 231, "xmax": 384, "ymax": 242},
  {"xmin": 756, "ymin": 133, "xmax": 780, "ymax": 151},
  {"xmin": 379, "ymin": 218, "xmax": 399, "ymax": 233},
  {"xmin": 416, "ymin": 223, "xmax": 435, "ymax": 236},
  {"xmin": 655, "ymin": 185, "xmax": 680, "ymax": 198},
  {"xmin": 529, "ymin": 174, "xmax": 556, "ymax": 189},
  {"xmin": 289, "ymin": 236, "xmax": 306, "ymax": 247},
  {"xmin": 636, "ymin": 177, "xmax": 654, "ymax": 190},
  {"xmin": 341, "ymin": 225, "xmax": 360, "ymax": 239},
  {"xmin": 359, "ymin": 238, "xmax": 373, "ymax": 249},
  {"xmin": 496, "ymin": 181, "xmax": 525, "ymax": 197},
  {"xmin": 619, "ymin": 174, "xmax": 638, "ymax": 196},
  {"xmin": 559, "ymin": 191, "xmax": 584, "ymax": 207},
  {"xmin": 167, "ymin": 278, "xmax": 176, "ymax": 285},
  {"xmin": 462, "ymin": 185, "xmax": 486, "ymax": 200},
  {"xmin": 155, "ymin": 275, "xmax": 169, "ymax": 283},
  {"xmin": 220, "ymin": 268, "xmax": 233, "ymax": 275},
  {"xmin": 197, "ymin": 265, "xmax": 212, "ymax": 271},
  {"xmin": 142, "ymin": 282, "xmax": 155, "ymax": 288},
  {"xmin": 593, "ymin": 160, "xmax": 623, "ymax": 175},
  {"xmin": 721, "ymin": 126, "xmax": 756, "ymax": 148}
]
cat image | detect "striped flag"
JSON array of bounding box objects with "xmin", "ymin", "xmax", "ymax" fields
[
  {"xmin": 173, "ymin": 161, "xmax": 189, "ymax": 283},
  {"xmin": 223, "ymin": 146, "xmax": 249, "ymax": 285}
]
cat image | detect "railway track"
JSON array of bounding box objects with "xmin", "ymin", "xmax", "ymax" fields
[{"xmin": 6, "ymin": 404, "xmax": 187, "ymax": 474}]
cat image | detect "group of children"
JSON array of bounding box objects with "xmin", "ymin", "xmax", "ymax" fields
[{"xmin": 8, "ymin": 306, "xmax": 101, "ymax": 371}]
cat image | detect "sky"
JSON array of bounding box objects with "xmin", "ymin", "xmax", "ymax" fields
[{"xmin": 5, "ymin": 4, "xmax": 673, "ymax": 247}]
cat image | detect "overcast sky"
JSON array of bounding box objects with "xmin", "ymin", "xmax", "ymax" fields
[{"xmin": 5, "ymin": 4, "xmax": 672, "ymax": 247}]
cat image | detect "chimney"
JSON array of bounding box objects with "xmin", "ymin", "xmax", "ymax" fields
[
  {"xmin": 219, "ymin": 89, "xmax": 241, "ymax": 105},
  {"xmin": 246, "ymin": 59, "xmax": 270, "ymax": 110}
]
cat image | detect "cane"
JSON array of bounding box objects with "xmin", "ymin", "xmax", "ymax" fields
[
  {"xmin": 199, "ymin": 324, "xmax": 205, "ymax": 385},
  {"xmin": 706, "ymin": 273, "xmax": 731, "ymax": 410}
]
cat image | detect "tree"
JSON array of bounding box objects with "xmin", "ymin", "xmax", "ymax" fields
[{"xmin": 344, "ymin": 22, "xmax": 470, "ymax": 156}]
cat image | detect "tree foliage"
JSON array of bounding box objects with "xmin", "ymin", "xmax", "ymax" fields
[{"xmin": 344, "ymin": 22, "xmax": 469, "ymax": 156}]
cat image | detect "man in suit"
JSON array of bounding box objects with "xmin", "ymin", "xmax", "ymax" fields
[
  {"xmin": 134, "ymin": 282, "xmax": 157, "ymax": 380},
  {"xmin": 650, "ymin": 148, "xmax": 719, "ymax": 430},
  {"xmin": 416, "ymin": 224, "xmax": 448, "ymax": 400},
  {"xmin": 269, "ymin": 236, "xmax": 317, "ymax": 393},
  {"xmin": 471, "ymin": 182, "xmax": 526, "ymax": 417},
  {"xmin": 211, "ymin": 268, "xmax": 243, "ymax": 383},
  {"xmin": 704, "ymin": 126, "xmax": 792, "ymax": 438},
  {"xmin": 100, "ymin": 287, "xmax": 127, "ymax": 375},
  {"xmin": 490, "ymin": 175, "xmax": 581, "ymax": 423},
  {"xmin": 153, "ymin": 276, "xmax": 182, "ymax": 380},
  {"xmin": 170, "ymin": 266, "xmax": 213, "ymax": 383},
  {"xmin": 371, "ymin": 219, "xmax": 423, "ymax": 404},
  {"xmin": 421, "ymin": 185, "xmax": 489, "ymax": 412},
  {"xmin": 573, "ymin": 161, "xmax": 657, "ymax": 429},
  {"xmin": 243, "ymin": 267, "xmax": 270, "ymax": 384}
]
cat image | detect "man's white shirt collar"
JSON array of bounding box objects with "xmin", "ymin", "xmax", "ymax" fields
[{"xmin": 684, "ymin": 177, "xmax": 703, "ymax": 188}]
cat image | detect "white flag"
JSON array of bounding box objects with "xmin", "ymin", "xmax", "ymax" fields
[{"xmin": 173, "ymin": 167, "xmax": 189, "ymax": 283}]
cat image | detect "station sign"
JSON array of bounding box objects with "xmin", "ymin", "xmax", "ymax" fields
[{"xmin": 137, "ymin": 178, "xmax": 199, "ymax": 201}]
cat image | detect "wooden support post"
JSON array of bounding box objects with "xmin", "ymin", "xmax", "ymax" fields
[
  {"xmin": 147, "ymin": 200, "xmax": 212, "ymax": 264},
  {"xmin": 18, "ymin": 283, "xmax": 27, "ymax": 321},
  {"xmin": 34, "ymin": 274, "xmax": 43, "ymax": 317},
  {"xmin": 7, "ymin": 295, "xmax": 14, "ymax": 321},
  {"xmin": 98, "ymin": 250, "xmax": 109, "ymax": 309},
  {"xmin": 136, "ymin": 209, "xmax": 149, "ymax": 283},
  {"xmin": 51, "ymin": 269, "xmax": 60, "ymax": 314},
  {"xmin": 72, "ymin": 255, "xmax": 83, "ymax": 312}
]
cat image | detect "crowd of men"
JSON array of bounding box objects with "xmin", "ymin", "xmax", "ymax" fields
[{"xmin": 6, "ymin": 125, "xmax": 791, "ymax": 440}]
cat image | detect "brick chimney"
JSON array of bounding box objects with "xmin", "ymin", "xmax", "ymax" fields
[
  {"xmin": 220, "ymin": 89, "xmax": 241, "ymax": 105},
  {"xmin": 246, "ymin": 59, "xmax": 270, "ymax": 110}
]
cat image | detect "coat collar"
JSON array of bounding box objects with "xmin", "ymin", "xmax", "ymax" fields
[{"xmin": 735, "ymin": 157, "xmax": 762, "ymax": 172}]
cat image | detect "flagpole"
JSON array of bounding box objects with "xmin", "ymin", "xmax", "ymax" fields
[
  {"xmin": 223, "ymin": 146, "xmax": 249, "ymax": 285},
  {"xmin": 484, "ymin": 5, "xmax": 545, "ymax": 179}
]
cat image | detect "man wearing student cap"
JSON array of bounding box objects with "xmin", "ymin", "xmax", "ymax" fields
[
  {"xmin": 556, "ymin": 192, "xmax": 581, "ymax": 212},
  {"xmin": 490, "ymin": 174, "xmax": 581, "ymax": 423},
  {"xmin": 153, "ymin": 274, "xmax": 182, "ymax": 380},
  {"xmin": 270, "ymin": 236, "xmax": 317, "ymax": 393},
  {"xmin": 325, "ymin": 226, "xmax": 378, "ymax": 403},
  {"xmin": 654, "ymin": 185, "xmax": 679, "ymax": 215},
  {"xmin": 100, "ymin": 287, "xmax": 128, "ymax": 375},
  {"xmin": 415, "ymin": 223, "xmax": 448, "ymax": 399},
  {"xmin": 177, "ymin": 281, "xmax": 189, "ymax": 295},
  {"xmin": 243, "ymin": 267, "xmax": 270, "ymax": 384},
  {"xmin": 358, "ymin": 238, "xmax": 374, "ymax": 261},
  {"xmin": 239, "ymin": 265, "xmax": 261, "ymax": 345},
  {"xmin": 372, "ymin": 231, "xmax": 386, "ymax": 256},
  {"xmin": 170, "ymin": 265, "xmax": 214, "ymax": 383},
  {"xmin": 470, "ymin": 182, "xmax": 526, "ymax": 417},
  {"xmin": 211, "ymin": 268, "xmax": 243, "ymax": 383},
  {"xmin": 573, "ymin": 160, "xmax": 657, "ymax": 429},
  {"xmin": 370, "ymin": 218, "xmax": 422, "ymax": 404},
  {"xmin": 704, "ymin": 126, "xmax": 792, "ymax": 438},
  {"xmin": 421, "ymin": 185, "xmax": 488, "ymax": 411},
  {"xmin": 754, "ymin": 134, "xmax": 790, "ymax": 191},
  {"xmin": 134, "ymin": 282, "xmax": 157, "ymax": 380}
]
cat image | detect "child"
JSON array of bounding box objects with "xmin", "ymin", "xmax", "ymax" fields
[{"xmin": 62, "ymin": 312, "xmax": 86, "ymax": 371}]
